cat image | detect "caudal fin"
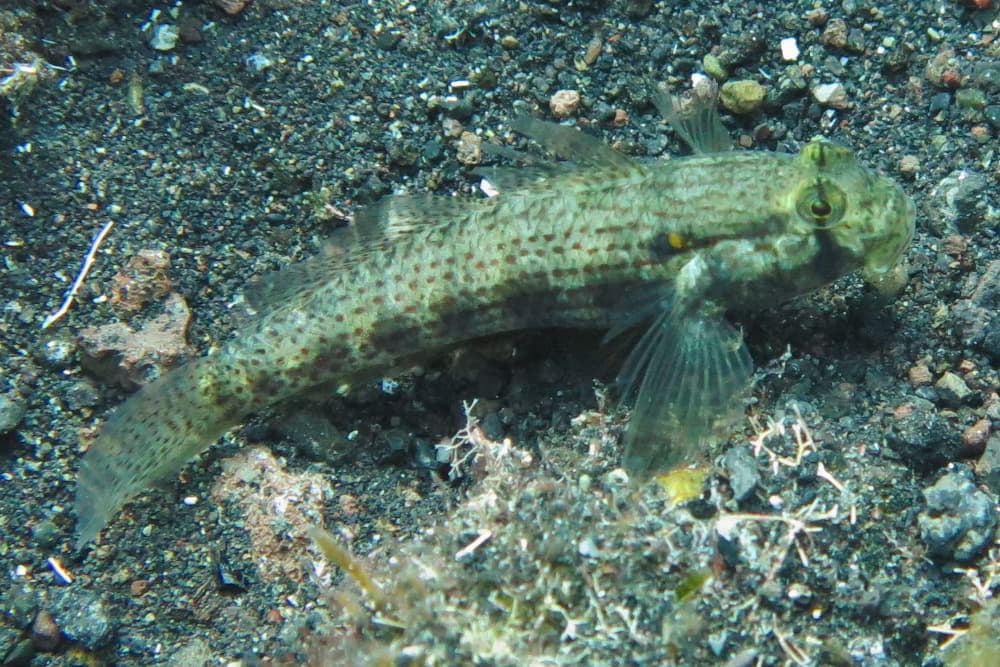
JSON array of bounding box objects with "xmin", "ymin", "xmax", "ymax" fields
[{"xmin": 75, "ymin": 360, "xmax": 240, "ymax": 547}]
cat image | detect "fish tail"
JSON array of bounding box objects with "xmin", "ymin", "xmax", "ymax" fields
[{"xmin": 74, "ymin": 358, "xmax": 248, "ymax": 547}]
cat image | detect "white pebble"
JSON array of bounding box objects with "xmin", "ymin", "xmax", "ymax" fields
[{"xmin": 780, "ymin": 37, "xmax": 799, "ymax": 61}]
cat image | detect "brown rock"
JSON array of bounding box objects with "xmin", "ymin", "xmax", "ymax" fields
[
  {"xmin": 110, "ymin": 249, "xmax": 171, "ymax": 313},
  {"xmin": 549, "ymin": 89, "xmax": 581, "ymax": 118},
  {"xmin": 456, "ymin": 131, "xmax": 482, "ymax": 166},
  {"xmin": 963, "ymin": 418, "xmax": 991, "ymax": 455},
  {"xmin": 806, "ymin": 8, "xmax": 828, "ymax": 26},
  {"xmin": 214, "ymin": 0, "xmax": 248, "ymax": 15},
  {"xmin": 31, "ymin": 610, "xmax": 60, "ymax": 651},
  {"xmin": 821, "ymin": 18, "xmax": 848, "ymax": 49},
  {"xmin": 78, "ymin": 292, "xmax": 193, "ymax": 389},
  {"xmin": 908, "ymin": 364, "xmax": 933, "ymax": 386},
  {"xmin": 130, "ymin": 579, "xmax": 151, "ymax": 597}
]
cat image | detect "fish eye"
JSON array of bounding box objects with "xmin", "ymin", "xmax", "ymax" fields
[
  {"xmin": 796, "ymin": 179, "xmax": 846, "ymax": 229},
  {"xmin": 810, "ymin": 199, "xmax": 832, "ymax": 217}
]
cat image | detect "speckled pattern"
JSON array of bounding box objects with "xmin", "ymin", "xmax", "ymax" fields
[{"xmin": 75, "ymin": 126, "xmax": 912, "ymax": 547}]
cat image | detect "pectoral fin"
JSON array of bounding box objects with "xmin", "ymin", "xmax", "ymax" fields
[{"xmin": 618, "ymin": 309, "xmax": 752, "ymax": 475}]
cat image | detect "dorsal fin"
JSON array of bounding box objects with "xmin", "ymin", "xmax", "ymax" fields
[
  {"xmin": 351, "ymin": 193, "xmax": 471, "ymax": 243},
  {"xmin": 510, "ymin": 116, "xmax": 638, "ymax": 169},
  {"xmin": 472, "ymin": 165, "xmax": 568, "ymax": 192},
  {"xmin": 242, "ymin": 241, "xmax": 351, "ymax": 313},
  {"xmin": 651, "ymin": 83, "xmax": 732, "ymax": 155},
  {"xmin": 243, "ymin": 193, "xmax": 474, "ymax": 315}
]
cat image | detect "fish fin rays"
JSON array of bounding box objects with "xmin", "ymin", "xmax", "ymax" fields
[
  {"xmin": 509, "ymin": 116, "xmax": 640, "ymax": 170},
  {"xmin": 242, "ymin": 245, "xmax": 346, "ymax": 314},
  {"xmin": 244, "ymin": 194, "xmax": 476, "ymax": 314},
  {"xmin": 651, "ymin": 82, "xmax": 733, "ymax": 155},
  {"xmin": 473, "ymin": 165, "xmax": 568, "ymax": 192},
  {"xmin": 617, "ymin": 309, "xmax": 752, "ymax": 475}
]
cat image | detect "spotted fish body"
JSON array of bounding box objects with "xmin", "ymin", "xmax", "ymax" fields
[{"xmin": 75, "ymin": 96, "xmax": 914, "ymax": 546}]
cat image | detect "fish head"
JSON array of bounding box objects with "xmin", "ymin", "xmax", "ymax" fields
[{"xmin": 790, "ymin": 139, "xmax": 915, "ymax": 281}]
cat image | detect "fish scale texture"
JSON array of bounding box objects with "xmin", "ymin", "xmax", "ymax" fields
[{"xmin": 75, "ymin": 120, "xmax": 914, "ymax": 546}]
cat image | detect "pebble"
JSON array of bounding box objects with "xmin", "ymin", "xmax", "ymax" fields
[
  {"xmin": 148, "ymin": 24, "xmax": 180, "ymax": 51},
  {"xmin": 918, "ymin": 468, "xmax": 997, "ymax": 562},
  {"xmin": 31, "ymin": 610, "xmax": 60, "ymax": 651},
  {"xmin": 980, "ymin": 435, "xmax": 1000, "ymax": 495},
  {"xmin": 907, "ymin": 364, "xmax": 932, "ymax": 386},
  {"xmin": 811, "ymin": 82, "xmax": 849, "ymax": 109},
  {"xmin": 887, "ymin": 407, "xmax": 963, "ymax": 468},
  {"xmin": 719, "ymin": 80, "xmax": 766, "ymax": 114},
  {"xmin": 962, "ymin": 418, "xmax": 991, "ymax": 455},
  {"xmin": 779, "ymin": 37, "xmax": 799, "ymax": 62},
  {"xmin": 78, "ymin": 292, "xmax": 193, "ymax": 388},
  {"xmin": 929, "ymin": 92, "xmax": 951, "ymax": 114},
  {"xmin": 935, "ymin": 371, "xmax": 972, "ymax": 407},
  {"xmin": 820, "ymin": 18, "xmax": 848, "ymax": 49},
  {"xmin": 50, "ymin": 588, "xmax": 114, "ymax": 649},
  {"xmin": 549, "ymin": 89, "xmax": 581, "ymax": 118},
  {"xmin": 899, "ymin": 155, "xmax": 920, "ymax": 176},
  {"xmin": 702, "ymin": 53, "xmax": 726, "ymax": 80},
  {"xmin": 722, "ymin": 446, "xmax": 760, "ymax": 502},
  {"xmin": 955, "ymin": 87, "xmax": 987, "ymax": 110},
  {"xmin": 130, "ymin": 579, "xmax": 151, "ymax": 597},
  {"xmin": 35, "ymin": 337, "xmax": 76, "ymax": 369},
  {"xmin": 64, "ymin": 379, "xmax": 101, "ymax": 410},
  {"xmin": 110, "ymin": 249, "xmax": 171, "ymax": 313},
  {"xmin": 805, "ymin": 7, "xmax": 828, "ymax": 26},
  {"xmin": 455, "ymin": 131, "xmax": 482, "ymax": 166},
  {"xmin": 0, "ymin": 393, "xmax": 26, "ymax": 433}
]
